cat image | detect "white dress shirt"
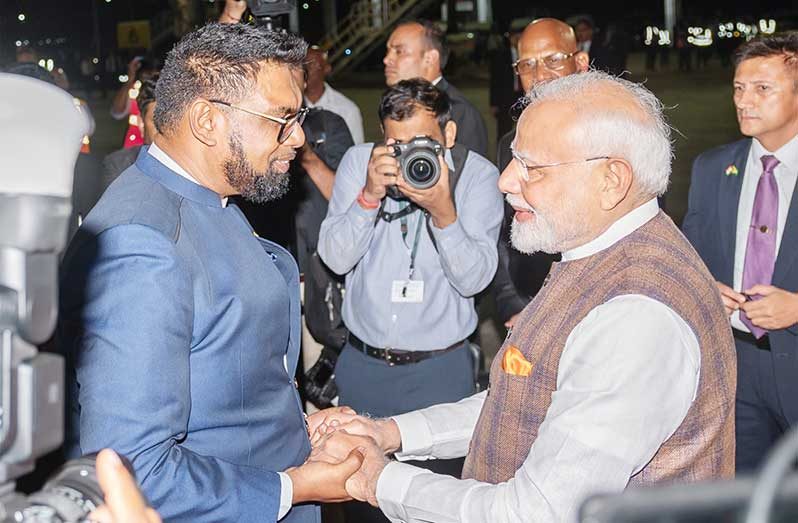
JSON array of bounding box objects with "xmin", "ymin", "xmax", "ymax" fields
[
  {"xmin": 305, "ymin": 82, "xmax": 365, "ymax": 144},
  {"xmin": 731, "ymin": 135, "xmax": 798, "ymax": 332},
  {"xmin": 149, "ymin": 142, "xmax": 294, "ymax": 520},
  {"xmin": 376, "ymin": 199, "xmax": 701, "ymax": 523}
]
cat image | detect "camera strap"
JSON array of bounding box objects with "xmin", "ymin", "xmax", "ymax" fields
[
  {"xmin": 376, "ymin": 199, "xmax": 419, "ymax": 224},
  {"xmin": 400, "ymin": 205, "xmax": 425, "ymax": 280}
]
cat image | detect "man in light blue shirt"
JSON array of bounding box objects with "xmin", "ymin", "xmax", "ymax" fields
[{"xmin": 318, "ymin": 78, "xmax": 502, "ymax": 523}]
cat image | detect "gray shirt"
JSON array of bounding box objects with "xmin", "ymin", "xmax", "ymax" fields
[{"xmin": 318, "ymin": 144, "xmax": 503, "ymax": 351}]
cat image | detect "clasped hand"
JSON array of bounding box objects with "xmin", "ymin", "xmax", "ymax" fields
[
  {"xmin": 300, "ymin": 408, "xmax": 402, "ymax": 506},
  {"xmin": 716, "ymin": 281, "xmax": 798, "ymax": 330}
]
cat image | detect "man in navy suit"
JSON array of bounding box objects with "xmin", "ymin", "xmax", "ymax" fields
[
  {"xmin": 59, "ymin": 23, "xmax": 364, "ymax": 521},
  {"xmin": 683, "ymin": 32, "xmax": 798, "ymax": 472}
]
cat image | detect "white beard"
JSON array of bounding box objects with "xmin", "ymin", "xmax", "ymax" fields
[
  {"xmin": 507, "ymin": 195, "xmax": 588, "ymax": 255},
  {"xmin": 510, "ymin": 211, "xmax": 561, "ymax": 254}
]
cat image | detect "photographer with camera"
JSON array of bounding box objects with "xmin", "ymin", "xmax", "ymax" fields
[{"xmin": 318, "ymin": 78, "xmax": 502, "ymax": 523}]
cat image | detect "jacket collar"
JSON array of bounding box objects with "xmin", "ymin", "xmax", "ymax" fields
[{"xmin": 134, "ymin": 145, "xmax": 226, "ymax": 208}]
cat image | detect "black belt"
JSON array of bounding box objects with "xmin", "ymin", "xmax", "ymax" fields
[
  {"xmin": 733, "ymin": 328, "xmax": 771, "ymax": 351},
  {"xmin": 347, "ymin": 334, "xmax": 464, "ymax": 366}
]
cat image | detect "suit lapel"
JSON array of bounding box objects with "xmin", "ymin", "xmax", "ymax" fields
[
  {"xmin": 717, "ymin": 140, "xmax": 751, "ymax": 280},
  {"xmin": 774, "ymin": 175, "xmax": 798, "ymax": 286}
]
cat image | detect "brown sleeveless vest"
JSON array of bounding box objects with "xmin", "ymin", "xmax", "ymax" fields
[{"xmin": 462, "ymin": 211, "xmax": 736, "ymax": 485}]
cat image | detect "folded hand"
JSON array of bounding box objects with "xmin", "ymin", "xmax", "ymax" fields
[
  {"xmin": 310, "ymin": 430, "xmax": 388, "ymax": 506},
  {"xmin": 311, "ymin": 413, "xmax": 402, "ymax": 455}
]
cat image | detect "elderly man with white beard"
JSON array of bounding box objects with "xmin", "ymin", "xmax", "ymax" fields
[{"xmin": 308, "ymin": 70, "xmax": 737, "ymax": 522}]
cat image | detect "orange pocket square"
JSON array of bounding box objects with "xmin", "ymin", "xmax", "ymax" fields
[{"xmin": 501, "ymin": 345, "xmax": 533, "ymax": 377}]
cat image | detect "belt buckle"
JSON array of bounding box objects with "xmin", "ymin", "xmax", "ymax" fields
[{"xmin": 384, "ymin": 347, "xmax": 395, "ymax": 367}]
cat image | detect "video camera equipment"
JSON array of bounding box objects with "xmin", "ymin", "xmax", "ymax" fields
[
  {"xmin": 579, "ymin": 425, "xmax": 798, "ymax": 523},
  {"xmin": 0, "ymin": 73, "xmax": 105, "ymax": 522},
  {"xmin": 246, "ymin": 0, "xmax": 296, "ymax": 31},
  {"xmin": 390, "ymin": 136, "xmax": 444, "ymax": 191}
]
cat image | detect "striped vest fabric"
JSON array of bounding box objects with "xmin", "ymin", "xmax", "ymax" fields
[{"xmin": 462, "ymin": 211, "xmax": 736, "ymax": 485}]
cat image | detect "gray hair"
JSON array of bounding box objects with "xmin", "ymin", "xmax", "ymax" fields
[{"xmin": 521, "ymin": 70, "xmax": 672, "ymax": 196}]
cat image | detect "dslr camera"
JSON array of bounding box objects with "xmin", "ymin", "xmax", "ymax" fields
[
  {"xmin": 390, "ymin": 136, "xmax": 444, "ymax": 190},
  {"xmin": 246, "ymin": 0, "xmax": 295, "ymax": 30}
]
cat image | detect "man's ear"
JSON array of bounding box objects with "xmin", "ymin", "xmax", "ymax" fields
[
  {"xmin": 575, "ymin": 51, "xmax": 590, "ymax": 72},
  {"xmin": 444, "ymin": 120, "xmax": 457, "ymax": 148},
  {"xmin": 188, "ymin": 99, "xmax": 222, "ymax": 147},
  {"xmin": 599, "ymin": 157, "xmax": 633, "ymax": 210},
  {"xmin": 424, "ymin": 48, "xmax": 441, "ymax": 69}
]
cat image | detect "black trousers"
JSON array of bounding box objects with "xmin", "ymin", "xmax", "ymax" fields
[{"xmin": 735, "ymin": 337, "xmax": 791, "ymax": 472}]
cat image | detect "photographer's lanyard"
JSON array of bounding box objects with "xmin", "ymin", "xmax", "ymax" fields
[
  {"xmin": 400, "ymin": 205, "xmax": 424, "ymax": 281},
  {"xmin": 391, "ymin": 202, "xmax": 425, "ymax": 303}
]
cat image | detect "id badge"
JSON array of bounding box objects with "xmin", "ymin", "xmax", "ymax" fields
[{"xmin": 391, "ymin": 280, "xmax": 424, "ymax": 303}]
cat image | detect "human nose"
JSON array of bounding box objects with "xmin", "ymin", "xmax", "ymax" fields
[
  {"xmin": 735, "ymin": 87, "xmax": 753, "ymax": 111},
  {"xmin": 499, "ymin": 159, "xmax": 523, "ymax": 194},
  {"xmin": 284, "ymin": 121, "xmax": 306, "ymax": 148},
  {"xmin": 534, "ymin": 64, "xmax": 557, "ymax": 84}
]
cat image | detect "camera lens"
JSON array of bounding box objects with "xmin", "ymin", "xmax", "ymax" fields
[
  {"xmin": 408, "ymin": 157, "xmax": 435, "ymax": 184},
  {"xmin": 20, "ymin": 456, "xmax": 105, "ymax": 522},
  {"xmin": 396, "ymin": 138, "xmax": 441, "ymax": 190}
]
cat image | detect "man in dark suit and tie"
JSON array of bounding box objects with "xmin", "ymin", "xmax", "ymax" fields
[
  {"xmin": 384, "ymin": 20, "xmax": 488, "ymax": 157},
  {"xmin": 683, "ymin": 32, "xmax": 798, "ymax": 472}
]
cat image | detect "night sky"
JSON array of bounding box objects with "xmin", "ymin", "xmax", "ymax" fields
[{"xmin": 1, "ymin": 0, "xmax": 796, "ymax": 72}]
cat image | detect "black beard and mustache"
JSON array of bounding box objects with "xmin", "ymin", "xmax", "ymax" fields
[{"xmin": 223, "ymin": 131, "xmax": 290, "ymax": 204}]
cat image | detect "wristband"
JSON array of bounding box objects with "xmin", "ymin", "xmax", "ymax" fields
[
  {"xmin": 357, "ymin": 188, "xmax": 380, "ymax": 209},
  {"xmin": 220, "ymin": 12, "xmax": 241, "ymax": 23}
]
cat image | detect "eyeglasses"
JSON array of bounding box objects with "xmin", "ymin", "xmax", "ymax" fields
[
  {"xmin": 209, "ymin": 100, "xmax": 308, "ymax": 144},
  {"xmin": 512, "ymin": 51, "xmax": 577, "ymax": 76},
  {"xmin": 512, "ymin": 153, "xmax": 610, "ymax": 182}
]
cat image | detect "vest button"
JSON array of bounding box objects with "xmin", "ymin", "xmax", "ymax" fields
[{"xmin": 760, "ymin": 225, "xmax": 768, "ymax": 233}]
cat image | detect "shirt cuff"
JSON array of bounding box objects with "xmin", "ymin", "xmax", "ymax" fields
[
  {"xmin": 376, "ymin": 462, "xmax": 431, "ymax": 522},
  {"xmin": 429, "ymin": 216, "xmax": 468, "ymax": 251},
  {"xmin": 276, "ymin": 472, "xmax": 293, "ymax": 520},
  {"xmin": 392, "ymin": 411, "xmax": 434, "ymax": 461}
]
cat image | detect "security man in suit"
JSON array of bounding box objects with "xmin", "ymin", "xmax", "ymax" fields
[
  {"xmin": 384, "ymin": 19, "xmax": 489, "ymax": 158},
  {"xmin": 683, "ymin": 32, "xmax": 798, "ymax": 472}
]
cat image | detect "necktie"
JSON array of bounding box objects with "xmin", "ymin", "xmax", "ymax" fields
[{"xmin": 741, "ymin": 154, "xmax": 780, "ymax": 338}]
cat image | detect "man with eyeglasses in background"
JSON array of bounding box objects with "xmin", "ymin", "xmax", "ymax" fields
[
  {"xmin": 59, "ymin": 23, "xmax": 366, "ymax": 522},
  {"xmin": 492, "ymin": 18, "xmax": 589, "ymax": 329}
]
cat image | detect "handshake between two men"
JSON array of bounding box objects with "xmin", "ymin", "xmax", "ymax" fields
[{"xmin": 289, "ymin": 407, "xmax": 401, "ymax": 508}]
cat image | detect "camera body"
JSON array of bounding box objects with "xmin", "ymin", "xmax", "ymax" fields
[
  {"xmin": 246, "ymin": 0, "xmax": 296, "ymax": 17},
  {"xmin": 390, "ymin": 136, "xmax": 444, "ymax": 190}
]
